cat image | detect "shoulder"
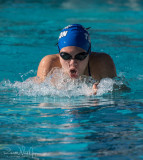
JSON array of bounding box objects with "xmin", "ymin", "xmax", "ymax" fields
[
  {"xmin": 37, "ymin": 54, "xmax": 61, "ymax": 81},
  {"xmin": 40, "ymin": 54, "xmax": 59, "ymax": 63},
  {"xmin": 90, "ymin": 52, "xmax": 113, "ymax": 61},
  {"xmin": 90, "ymin": 52, "xmax": 115, "ymax": 66},
  {"xmin": 89, "ymin": 52, "xmax": 116, "ymax": 79},
  {"xmin": 39, "ymin": 54, "xmax": 61, "ymax": 68}
]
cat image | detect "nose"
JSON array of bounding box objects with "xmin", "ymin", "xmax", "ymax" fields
[{"xmin": 69, "ymin": 59, "xmax": 77, "ymax": 66}]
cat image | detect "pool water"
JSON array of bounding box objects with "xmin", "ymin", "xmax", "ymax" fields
[{"xmin": 0, "ymin": 0, "xmax": 143, "ymax": 159}]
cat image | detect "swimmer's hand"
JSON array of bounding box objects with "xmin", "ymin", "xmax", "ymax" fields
[{"xmin": 92, "ymin": 82, "xmax": 99, "ymax": 95}]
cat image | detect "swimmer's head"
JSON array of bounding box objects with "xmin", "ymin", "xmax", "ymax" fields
[{"xmin": 58, "ymin": 24, "xmax": 91, "ymax": 53}]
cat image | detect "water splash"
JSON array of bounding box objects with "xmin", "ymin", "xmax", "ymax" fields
[{"xmin": 0, "ymin": 68, "xmax": 128, "ymax": 98}]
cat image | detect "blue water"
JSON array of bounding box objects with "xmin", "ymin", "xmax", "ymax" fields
[{"xmin": 0, "ymin": 0, "xmax": 143, "ymax": 159}]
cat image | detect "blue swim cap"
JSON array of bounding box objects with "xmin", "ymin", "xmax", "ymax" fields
[{"xmin": 58, "ymin": 24, "xmax": 91, "ymax": 53}]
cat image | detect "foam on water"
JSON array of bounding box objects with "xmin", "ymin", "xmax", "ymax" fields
[{"xmin": 0, "ymin": 68, "xmax": 127, "ymax": 98}]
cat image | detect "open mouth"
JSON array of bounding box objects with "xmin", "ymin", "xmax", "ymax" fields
[
  {"xmin": 70, "ymin": 69, "xmax": 76, "ymax": 74},
  {"xmin": 69, "ymin": 69, "xmax": 78, "ymax": 78}
]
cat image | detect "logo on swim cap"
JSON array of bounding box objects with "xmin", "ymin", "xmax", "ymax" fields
[
  {"xmin": 59, "ymin": 31, "xmax": 68, "ymax": 39},
  {"xmin": 58, "ymin": 24, "xmax": 91, "ymax": 53}
]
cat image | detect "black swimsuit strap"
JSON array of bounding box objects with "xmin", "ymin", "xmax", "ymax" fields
[{"xmin": 88, "ymin": 62, "xmax": 91, "ymax": 76}]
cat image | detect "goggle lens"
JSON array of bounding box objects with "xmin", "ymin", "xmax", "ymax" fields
[{"xmin": 60, "ymin": 52, "xmax": 88, "ymax": 61}]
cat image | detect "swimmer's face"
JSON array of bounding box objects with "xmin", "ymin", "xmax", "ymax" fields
[{"xmin": 59, "ymin": 46, "xmax": 89, "ymax": 78}]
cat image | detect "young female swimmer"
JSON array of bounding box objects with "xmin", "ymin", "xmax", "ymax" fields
[{"xmin": 36, "ymin": 24, "xmax": 117, "ymax": 95}]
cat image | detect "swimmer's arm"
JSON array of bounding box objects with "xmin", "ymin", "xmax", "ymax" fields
[
  {"xmin": 36, "ymin": 54, "xmax": 60, "ymax": 83},
  {"xmin": 91, "ymin": 53, "xmax": 117, "ymax": 80},
  {"xmin": 91, "ymin": 53, "xmax": 131, "ymax": 94},
  {"xmin": 100, "ymin": 53, "xmax": 117, "ymax": 78},
  {"xmin": 36, "ymin": 55, "xmax": 52, "ymax": 83},
  {"xmin": 91, "ymin": 53, "xmax": 117, "ymax": 95},
  {"xmin": 98, "ymin": 54, "xmax": 131, "ymax": 92}
]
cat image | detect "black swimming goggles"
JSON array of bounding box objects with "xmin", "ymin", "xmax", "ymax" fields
[{"xmin": 60, "ymin": 52, "xmax": 89, "ymax": 61}]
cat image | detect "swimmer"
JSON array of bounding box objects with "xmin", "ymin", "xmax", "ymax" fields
[{"xmin": 36, "ymin": 24, "xmax": 117, "ymax": 94}]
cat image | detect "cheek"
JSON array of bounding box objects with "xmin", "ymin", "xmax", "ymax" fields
[
  {"xmin": 79, "ymin": 63, "xmax": 86, "ymax": 73},
  {"xmin": 79, "ymin": 59, "xmax": 88, "ymax": 71},
  {"xmin": 60, "ymin": 58, "xmax": 69, "ymax": 69}
]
